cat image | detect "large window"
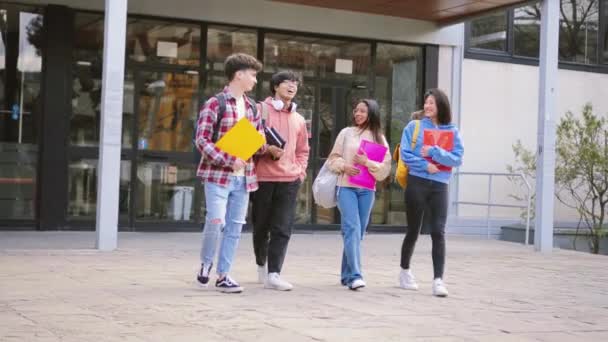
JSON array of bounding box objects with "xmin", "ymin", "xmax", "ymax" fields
[
  {"xmin": 205, "ymin": 25, "xmax": 257, "ymax": 98},
  {"xmin": 264, "ymin": 33, "xmax": 371, "ymax": 80},
  {"xmin": 126, "ymin": 18, "xmax": 201, "ymax": 66},
  {"xmin": 374, "ymin": 43, "xmax": 423, "ymax": 225},
  {"xmin": 602, "ymin": 0, "xmax": 608, "ymax": 63},
  {"xmin": 63, "ymin": 15, "xmax": 427, "ymax": 229},
  {"xmin": 560, "ymin": 0, "xmax": 599, "ymax": 64},
  {"xmin": 469, "ymin": 12, "xmax": 508, "ymax": 52},
  {"xmin": 514, "ymin": 5, "xmax": 541, "ymax": 58},
  {"xmin": 466, "ymin": 0, "xmax": 608, "ymax": 70},
  {"xmin": 0, "ymin": 6, "xmax": 43, "ymax": 221},
  {"xmin": 71, "ymin": 12, "xmax": 103, "ymax": 147}
]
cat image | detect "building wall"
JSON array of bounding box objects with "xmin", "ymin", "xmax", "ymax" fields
[
  {"xmin": 23, "ymin": 0, "xmax": 462, "ymax": 46},
  {"xmin": 460, "ymin": 58, "xmax": 608, "ymax": 222}
]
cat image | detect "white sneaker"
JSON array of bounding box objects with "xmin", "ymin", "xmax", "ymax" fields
[
  {"xmin": 399, "ymin": 269, "xmax": 419, "ymax": 290},
  {"xmin": 432, "ymin": 278, "xmax": 449, "ymax": 297},
  {"xmin": 257, "ymin": 265, "xmax": 267, "ymax": 284},
  {"xmin": 349, "ymin": 279, "xmax": 366, "ymax": 291},
  {"xmin": 265, "ymin": 272, "xmax": 293, "ymax": 291}
]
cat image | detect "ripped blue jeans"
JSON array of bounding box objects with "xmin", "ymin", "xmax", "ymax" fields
[{"xmin": 199, "ymin": 176, "xmax": 249, "ymax": 276}]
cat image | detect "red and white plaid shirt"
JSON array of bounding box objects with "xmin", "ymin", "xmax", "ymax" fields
[{"xmin": 195, "ymin": 87, "xmax": 266, "ymax": 192}]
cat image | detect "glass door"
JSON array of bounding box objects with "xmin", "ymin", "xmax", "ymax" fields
[
  {"xmin": 130, "ymin": 69, "xmax": 201, "ymax": 227},
  {"xmin": 0, "ymin": 7, "xmax": 43, "ymax": 224},
  {"xmin": 291, "ymin": 80, "xmax": 368, "ymax": 226}
]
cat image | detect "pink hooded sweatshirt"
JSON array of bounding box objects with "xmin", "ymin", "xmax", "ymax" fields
[{"xmin": 255, "ymin": 97, "xmax": 310, "ymax": 182}]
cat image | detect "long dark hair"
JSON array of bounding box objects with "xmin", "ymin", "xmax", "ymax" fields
[
  {"xmin": 424, "ymin": 88, "xmax": 452, "ymax": 125},
  {"xmin": 354, "ymin": 99, "xmax": 383, "ymax": 144}
]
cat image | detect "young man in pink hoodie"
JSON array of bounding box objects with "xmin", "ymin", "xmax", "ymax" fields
[{"xmin": 251, "ymin": 71, "xmax": 310, "ymax": 291}]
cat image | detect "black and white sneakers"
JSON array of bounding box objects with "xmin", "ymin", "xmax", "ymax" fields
[
  {"xmin": 215, "ymin": 275, "xmax": 244, "ymax": 293},
  {"xmin": 196, "ymin": 263, "xmax": 243, "ymax": 293},
  {"xmin": 196, "ymin": 263, "xmax": 213, "ymax": 287}
]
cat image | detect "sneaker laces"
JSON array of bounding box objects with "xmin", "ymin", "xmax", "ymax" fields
[{"xmin": 224, "ymin": 275, "xmax": 239, "ymax": 286}]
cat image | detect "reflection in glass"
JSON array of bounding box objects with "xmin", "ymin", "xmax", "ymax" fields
[
  {"xmin": 318, "ymin": 86, "xmax": 334, "ymax": 159},
  {"xmin": 136, "ymin": 162, "xmax": 196, "ymax": 222},
  {"xmin": 604, "ymin": 0, "xmax": 608, "ymax": 63},
  {"xmin": 71, "ymin": 13, "xmax": 135, "ymax": 148},
  {"xmin": 68, "ymin": 159, "xmax": 131, "ymax": 219},
  {"xmin": 0, "ymin": 9, "xmax": 43, "ymax": 220},
  {"xmin": 375, "ymin": 43, "xmax": 423, "ymax": 225},
  {"xmin": 137, "ymin": 71, "xmax": 199, "ymax": 152},
  {"xmin": 559, "ymin": 0, "xmax": 599, "ymax": 64},
  {"xmin": 207, "ymin": 25, "xmax": 257, "ymax": 72},
  {"xmin": 264, "ymin": 33, "xmax": 371, "ymax": 79},
  {"xmin": 0, "ymin": 144, "xmax": 37, "ymax": 219},
  {"xmin": 126, "ymin": 18, "xmax": 200, "ymax": 66},
  {"xmin": 469, "ymin": 12, "xmax": 508, "ymax": 51},
  {"xmin": 514, "ymin": 5, "xmax": 541, "ymax": 58},
  {"xmin": 71, "ymin": 13, "xmax": 103, "ymax": 147}
]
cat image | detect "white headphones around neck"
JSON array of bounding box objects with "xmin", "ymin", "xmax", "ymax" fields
[{"xmin": 271, "ymin": 98, "xmax": 297, "ymax": 113}]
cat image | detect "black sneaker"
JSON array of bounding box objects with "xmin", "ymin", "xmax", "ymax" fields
[
  {"xmin": 196, "ymin": 263, "xmax": 213, "ymax": 287},
  {"xmin": 215, "ymin": 275, "xmax": 244, "ymax": 293}
]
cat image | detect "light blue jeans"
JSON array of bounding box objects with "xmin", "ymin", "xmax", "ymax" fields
[
  {"xmin": 336, "ymin": 186, "xmax": 375, "ymax": 286},
  {"xmin": 200, "ymin": 176, "xmax": 249, "ymax": 276}
]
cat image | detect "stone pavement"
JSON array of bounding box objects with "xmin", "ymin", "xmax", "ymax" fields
[{"xmin": 1, "ymin": 231, "xmax": 607, "ymax": 342}]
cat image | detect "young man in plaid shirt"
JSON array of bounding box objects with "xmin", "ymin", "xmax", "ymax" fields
[{"xmin": 194, "ymin": 53, "xmax": 282, "ymax": 293}]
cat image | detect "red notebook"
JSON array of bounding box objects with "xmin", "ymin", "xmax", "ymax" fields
[{"xmin": 423, "ymin": 129, "xmax": 454, "ymax": 172}]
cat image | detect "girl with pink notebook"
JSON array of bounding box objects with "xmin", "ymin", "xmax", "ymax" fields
[{"xmin": 325, "ymin": 99, "xmax": 391, "ymax": 290}]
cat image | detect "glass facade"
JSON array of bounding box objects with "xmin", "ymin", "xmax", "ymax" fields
[
  {"xmin": 0, "ymin": 5, "xmax": 43, "ymax": 221},
  {"xmin": 468, "ymin": 12, "xmax": 508, "ymax": 52},
  {"xmin": 468, "ymin": 0, "xmax": 608, "ymax": 68},
  {"xmin": 374, "ymin": 44, "xmax": 423, "ymax": 225},
  {"xmin": 0, "ymin": 5, "xmax": 430, "ymax": 230}
]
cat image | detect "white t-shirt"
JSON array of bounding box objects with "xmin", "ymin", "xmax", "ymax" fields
[{"xmin": 232, "ymin": 96, "xmax": 247, "ymax": 176}]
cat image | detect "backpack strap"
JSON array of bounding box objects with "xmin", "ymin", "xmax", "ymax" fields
[
  {"xmin": 245, "ymin": 95, "xmax": 259, "ymax": 120},
  {"xmin": 260, "ymin": 102, "xmax": 270, "ymax": 127},
  {"xmin": 411, "ymin": 120, "xmax": 421, "ymax": 149},
  {"xmin": 211, "ymin": 92, "xmax": 227, "ymax": 143}
]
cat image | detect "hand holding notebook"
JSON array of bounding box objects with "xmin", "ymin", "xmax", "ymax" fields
[
  {"xmin": 423, "ymin": 129, "xmax": 454, "ymax": 171},
  {"xmin": 348, "ymin": 139, "xmax": 388, "ymax": 190},
  {"xmin": 215, "ymin": 117, "xmax": 266, "ymax": 161}
]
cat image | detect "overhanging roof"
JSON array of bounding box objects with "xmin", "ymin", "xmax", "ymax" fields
[{"xmin": 271, "ymin": 0, "xmax": 532, "ymax": 24}]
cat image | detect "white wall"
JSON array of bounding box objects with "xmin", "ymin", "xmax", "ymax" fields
[
  {"xmin": 23, "ymin": 0, "xmax": 462, "ymax": 46},
  {"xmin": 460, "ymin": 58, "xmax": 608, "ymax": 222}
]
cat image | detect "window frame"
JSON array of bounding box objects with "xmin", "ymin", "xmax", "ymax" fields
[{"xmin": 465, "ymin": 1, "xmax": 608, "ymax": 74}]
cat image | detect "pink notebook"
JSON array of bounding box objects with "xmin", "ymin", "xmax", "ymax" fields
[{"xmin": 348, "ymin": 139, "xmax": 388, "ymax": 190}]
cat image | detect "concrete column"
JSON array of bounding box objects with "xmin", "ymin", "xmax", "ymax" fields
[
  {"xmin": 449, "ymin": 23, "xmax": 465, "ymax": 219},
  {"xmin": 96, "ymin": 0, "xmax": 128, "ymax": 251},
  {"xmin": 534, "ymin": 0, "xmax": 559, "ymax": 253}
]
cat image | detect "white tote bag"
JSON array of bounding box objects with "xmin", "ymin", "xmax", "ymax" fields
[
  {"xmin": 312, "ymin": 129, "xmax": 348, "ymax": 209},
  {"xmin": 312, "ymin": 161, "xmax": 339, "ymax": 208}
]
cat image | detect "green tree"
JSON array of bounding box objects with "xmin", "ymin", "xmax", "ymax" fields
[
  {"xmin": 508, "ymin": 104, "xmax": 608, "ymax": 254},
  {"xmin": 555, "ymin": 104, "xmax": 608, "ymax": 254}
]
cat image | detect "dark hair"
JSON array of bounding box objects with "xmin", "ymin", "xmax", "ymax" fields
[
  {"xmin": 354, "ymin": 99, "xmax": 383, "ymax": 144},
  {"xmin": 269, "ymin": 70, "xmax": 301, "ymax": 96},
  {"xmin": 224, "ymin": 53, "xmax": 263, "ymax": 81},
  {"xmin": 424, "ymin": 88, "xmax": 452, "ymax": 125}
]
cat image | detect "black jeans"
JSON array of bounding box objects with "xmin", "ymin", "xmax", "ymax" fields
[
  {"xmin": 251, "ymin": 180, "xmax": 301, "ymax": 274},
  {"xmin": 400, "ymin": 175, "xmax": 448, "ymax": 279}
]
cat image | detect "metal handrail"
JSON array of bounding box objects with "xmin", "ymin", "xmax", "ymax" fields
[{"xmin": 453, "ymin": 172, "xmax": 532, "ymax": 244}]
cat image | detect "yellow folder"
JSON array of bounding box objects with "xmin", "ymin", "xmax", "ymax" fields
[{"xmin": 215, "ymin": 117, "xmax": 266, "ymax": 161}]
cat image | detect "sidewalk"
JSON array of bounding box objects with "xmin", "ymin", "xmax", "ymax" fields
[{"xmin": 1, "ymin": 232, "xmax": 607, "ymax": 341}]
